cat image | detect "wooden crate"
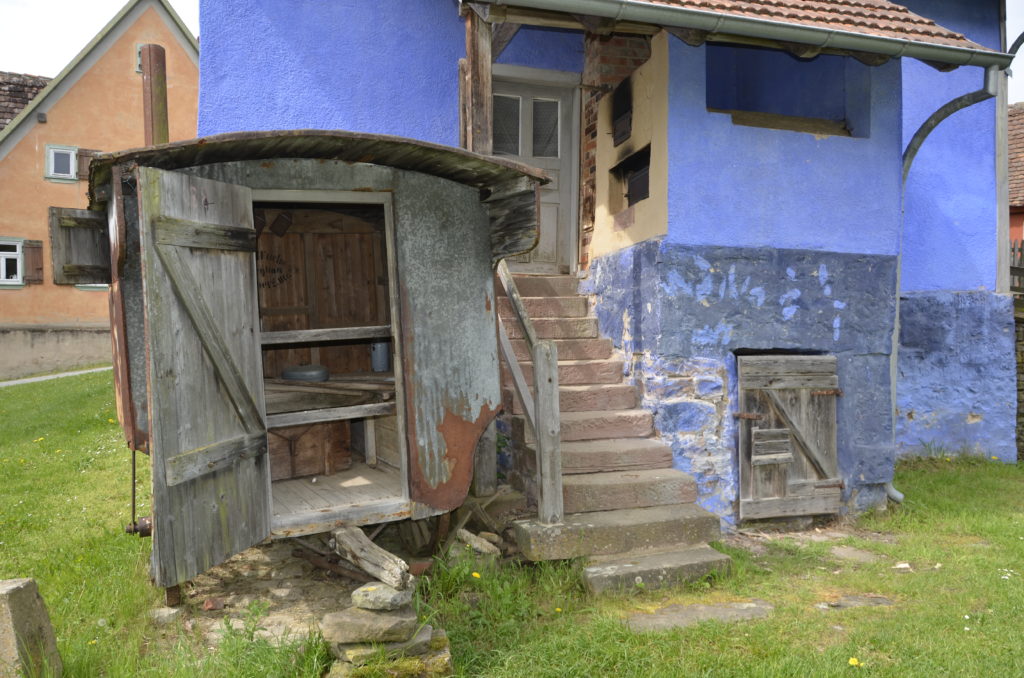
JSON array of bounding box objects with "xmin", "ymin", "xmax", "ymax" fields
[{"xmin": 268, "ymin": 421, "xmax": 352, "ymax": 481}]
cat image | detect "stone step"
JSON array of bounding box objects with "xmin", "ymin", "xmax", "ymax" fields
[
  {"xmin": 509, "ymin": 337, "xmax": 613, "ymax": 361},
  {"xmin": 501, "ymin": 358, "xmax": 623, "ymax": 387},
  {"xmin": 497, "ymin": 296, "xmax": 588, "ymax": 318},
  {"xmin": 583, "ymin": 545, "xmax": 732, "ymax": 594},
  {"xmin": 512, "ymin": 503, "xmax": 722, "ymax": 561},
  {"xmin": 504, "ymin": 317, "xmax": 598, "ymax": 340},
  {"xmin": 562, "ymin": 469, "xmax": 697, "ymax": 513},
  {"xmin": 508, "ymin": 274, "xmax": 578, "ymax": 297},
  {"xmin": 512, "ymin": 409, "xmax": 653, "ymax": 443},
  {"xmin": 561, "ymin": 438, "xmax": 674, "ymax": 474},
  {"xmin": 503, "ymin": 383, "xmax": 638, "ymax": 415}
]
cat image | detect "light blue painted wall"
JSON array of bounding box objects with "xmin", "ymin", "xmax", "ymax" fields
[
  {"xmin": 198, "ymin": 0, "xmax": 465, "ymax": 145},
  {"xmin": 900, "ymin": 0, "xmax": 1001, "ymax": 292},
  {"xmin": 496, "ymin": 26, "xmax": 584, "ymax": 72},
  {"xmin": 665, "ymin": 39, "xmax": 904, "ymax": 256}
]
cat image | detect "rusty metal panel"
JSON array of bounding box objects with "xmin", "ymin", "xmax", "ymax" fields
[{"xmin": 392, "ymin": 170, "xmax": 501, "ymax": 510}]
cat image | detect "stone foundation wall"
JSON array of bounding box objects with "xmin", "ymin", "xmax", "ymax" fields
[
  {"xmin": 0, "ymin": 325, "xmax": 111, "ymax": 380},
  {"xmin": 896, "ymin": 291, "xmax": 1016, "ymax": 461},
  {"xmin": 583, "ymin": 239, "xmax": 899, "ymax": 520}
]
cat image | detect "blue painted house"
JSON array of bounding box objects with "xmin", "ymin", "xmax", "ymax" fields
[{"xmin": 196, "ymin": 0, "xmax": 1016, "ymax": 527}]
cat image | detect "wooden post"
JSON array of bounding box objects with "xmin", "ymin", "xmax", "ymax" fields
[
  {"xmin": 140, "ymin": 44, "xmax": 169, "ymax": 146},
  {"xmin": 471, "ymin": 423, "xmax": 498, "ymax": 497},
  {"xmin": 533, "ymin": 340, "xmax": 562, "ymax": 524},
  {"xmin": 464, "ymin": 9, "xmax": 493, "ymax": 155}
]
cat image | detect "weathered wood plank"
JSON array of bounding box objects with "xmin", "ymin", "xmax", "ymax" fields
[
  {"xmin": 266, "ymin": 402, "xmax": 395, "ymax": 429},
  {"xmin": 260, "ymin": 326, "xmax": 391, "ymax": 346},
  {"xmin": 165, "ymin": 432, "xmax": 267, "ymax": 486},
  {"xmin": 742, "ymin": 374, "xmax": 839, "ymax": 390},
  {"xmin": 763, "ymin": 390, "xmax": 830, "ymax": 479},
  {"xmin": 498, "ymin": 317, "xmax": 535, "ymax": 431},
  {"xmin": 491, "ymin": 22, "xmax": 521, "ymax": 61},
  {"xmin": 739, "ymin": 355, "xmax": 837, "ymax": 376},
  {"xmin": 465, "ymin": 9, "xmax": 493, "ymax": 155},
  {"xmin": 332, "ymin": 526, "xmax": 413, "ymax": 589},
  {"xmin": 741, "ymin": 490, "xmax": 842, "ymax": 520},
  {"xmin": 533, "ymin": 340, "xmax": 562, "ymax": 525},
  {"xmin": 154, "ymin": 215, "xmax": 257, "ymax": 251},
  {"xmin": 49, "ymin": 206, "xmax": 110, "ymax": 285}
]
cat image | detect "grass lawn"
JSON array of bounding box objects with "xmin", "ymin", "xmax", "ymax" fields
[{"xmin": 2, "ymin": 371, "xmax": 1023, "ymax": 677}]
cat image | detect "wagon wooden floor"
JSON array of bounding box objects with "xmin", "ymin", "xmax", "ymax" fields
[{"xmin": 271, "ymin": 462, "xmax": 403, "ymax": 515}]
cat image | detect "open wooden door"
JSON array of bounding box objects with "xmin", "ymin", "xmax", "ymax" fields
[
  {"xmin": 737, "ymin": 355, "xmax": 842, "ymax": 521},
  {"xmin": 136, "ymin": 167, "xmax": 270, "ymax": 587}
]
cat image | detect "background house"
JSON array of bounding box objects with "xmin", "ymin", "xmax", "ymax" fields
[
  {"xmin": 1011, "ymin": 102, "xmax": 1023, "ymax": 241},
  {"xmin": 0, "ymin": 0, "xmax": 198, "ymax": 379},
  {"xmin": 196, "ymin": 0, "xmax": 1014, "ymax": 525}
]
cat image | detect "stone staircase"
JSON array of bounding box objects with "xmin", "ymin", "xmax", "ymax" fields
[{"xmin": 498, "ymin": 273, "xmax": 731, "ymax": 593}]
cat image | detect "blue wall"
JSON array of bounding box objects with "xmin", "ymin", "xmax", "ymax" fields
[
  {"xmin": 198, "ymin": 0, "xmax": 465, "ymax": 144},
  {"xmin": 585, "ymin": 240, "xmax": 899, "ymax": 519},
  {"xmin": 666, "ymin": 39, "xmax": 903, "ymax": 256},
  {"xmin": 900, "ymin": 0, "xmax": 1002, "ymax": 292},
  {"xmin": 496, "ymin": 26, "xmax": 584, "ymax": 73}
]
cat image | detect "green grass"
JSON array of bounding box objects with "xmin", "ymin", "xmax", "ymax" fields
[{"xmin": 5, "ymin": 371, "xmax": 1024, "ymax": 677}]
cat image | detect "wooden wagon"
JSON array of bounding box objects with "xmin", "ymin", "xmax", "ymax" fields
[{"xmin": 49, "ymin": 130, "xmax": 545, "ymax": 588}]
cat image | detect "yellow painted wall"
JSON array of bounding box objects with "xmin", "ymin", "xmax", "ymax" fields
[
  {"xmin": 0, "ymin": 4, "xmax": 197, "ymax": 327},
  {"xmin": 590, "ymin": 31, "xmax": 669, "ymax": 259}
]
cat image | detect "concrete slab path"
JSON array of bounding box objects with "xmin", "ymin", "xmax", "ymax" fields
[{"xmin": 0, "ymin": 366, "xmax": 111, "ymax": 389}]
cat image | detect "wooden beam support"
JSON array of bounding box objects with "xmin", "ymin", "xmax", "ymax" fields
[
  {"xmin": 465, "ymin": 9, "xmax": 493, "ymax": 154},
  {"xmin": 491, "ymin": 22, "xmax": 522, "ymax": 61},
  {"xmin": 140, "ymin": 44, "xmax": 169, "ymax": 146},
  {"xmin": 573, "ymin": 13, "xmax": 616, "ymax": 35}
]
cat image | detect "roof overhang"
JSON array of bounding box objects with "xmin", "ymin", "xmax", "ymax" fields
[{"xmin": 470, "ymin": 0, "xmax": 1015, "ymax": 69}]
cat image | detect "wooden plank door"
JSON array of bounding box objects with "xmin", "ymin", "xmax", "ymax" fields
[
  {"xmin": 493, "ymin": 79, "xmax": 577, "ymax": 273},
  {"xmin": 737, "ymin": 355, "xmax": 842, "ymax": 521},
  {"xmin": 136, "ymin": 167, "xmax": 270, "ymax": 587}
]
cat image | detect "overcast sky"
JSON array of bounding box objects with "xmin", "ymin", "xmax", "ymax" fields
[{"xmin": 0, "ymin": 0, "xmax": 1023, "ymax": 101}]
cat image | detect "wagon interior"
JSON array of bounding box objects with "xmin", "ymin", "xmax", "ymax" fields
[{"xmin": 254, "ymin": 200, "xmax": 405, "ymax": 533}]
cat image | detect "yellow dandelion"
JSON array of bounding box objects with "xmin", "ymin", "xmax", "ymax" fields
[
  {"xmin": 88, "ymin": 639, "xmax": 97, "ymax": 645},
  {"xmin": 555, "ymin": 607, "xmax": 562, "ymax": 612},
  {"xmin": 991, "ymin": 456, "xmax": 999, "ymax": 461},
  {"xmin": 108, "ymin": 418, "xmax": 116, "ymax": 424},
  {"xmin": 848, "ymin": 657, "xmax": 861, "ymax": 667},
  {"xmin": 471, "ymin": 572, "xmax": 481, "ymax": 579},
  {"xmin": 33, "ymin": 437, "xmax": 44, "ymax": 443}
]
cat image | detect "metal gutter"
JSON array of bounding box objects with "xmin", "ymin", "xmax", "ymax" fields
[{"xmin": 479, "ymin": 0, "xmax": 1015, "ymax": 69}]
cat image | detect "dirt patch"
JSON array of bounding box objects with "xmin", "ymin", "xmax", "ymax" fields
[{"xmin": 723, "ymin": 519, "xmax": 898, "ymax": 556}]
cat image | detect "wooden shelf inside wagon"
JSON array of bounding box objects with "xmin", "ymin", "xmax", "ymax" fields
[
  {"xmin": 264, "ymin": 372, "xmax": 396, "ymax": 428},
  {"xmin": 266, "ymin": 401, "xmax": 395, "ymax": 428},
  {"xmin": 260, "ymin": 325, "xmax": 391, "ymax": 347}
]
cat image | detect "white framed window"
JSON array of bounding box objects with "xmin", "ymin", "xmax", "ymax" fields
[
  {"xmin": 45, "ymin": 145, "xmax": 78, "ymax": 181},
  {"xmin": 0, "ymin": 239, "xmax": 23, "ymax": 285}
]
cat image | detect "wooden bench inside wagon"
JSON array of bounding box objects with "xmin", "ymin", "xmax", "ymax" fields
[{"xmin": 47, "ymin": 130, "xmax": 546, "ymax": 590}]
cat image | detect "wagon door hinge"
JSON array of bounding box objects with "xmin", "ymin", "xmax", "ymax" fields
[{"xmin": 811, "ymin": 388, "xmax": 844, "ymax": 397}]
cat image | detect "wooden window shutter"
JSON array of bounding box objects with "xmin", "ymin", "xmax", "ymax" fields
[
  {"xmin": 22, "ymin": 239, "xmax": 43, "ymax": 284},
  {"xmin": 77, "ymin": 149, "xmax": 100, "ymax": 180}
]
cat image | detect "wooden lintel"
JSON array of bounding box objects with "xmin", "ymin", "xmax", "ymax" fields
[
  {"xmin": 572, "ymin": 13, "xmax": 616, "ymax": 35},
  {"xmin": 779, "ymin": 41, "xmax": 822, "ymax": 59},
  {"xmin": 477, "ymin": 4, "xmax": 658, "ymax": 35},
  {"xmin": 666, "ymin": 26, "xmax": 709, "ymax": 47},
  {"xmin": 849, "ymin": 50, "xmax": 891, "ymax": 67},
  {"xmin": 491, "ymin": 22, "xmax": 522, "ymax": 61}
]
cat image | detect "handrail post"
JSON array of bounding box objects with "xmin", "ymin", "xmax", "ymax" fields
[{"xmin": 533, "ymin": 340, "xmax": 562, "ymax": 524}]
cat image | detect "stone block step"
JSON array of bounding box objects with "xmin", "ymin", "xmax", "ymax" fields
[
  {"xmin": 503, "ymin": 383, "xmax": 638, "ymax": 415},
  {"xmin": 508, "ymin": 275, "xmax": 578, "ymax": 297},
  {"xmin": 509, "ymin": 337, "xmax": 613, "ymax": 362},
  {"xmin": 562, "ymin": 469, "xmax": 697, "ymax": 513},
  {"xmin": 560, "ymin": 438, "xmax": 675, "ymax": 474},
  {"xmin": 504, "ymin": 317, "xmax": 597, "ymax": 340},
  {"xmin": 583, "ymin": 545, "xmax": 732, "ymax": 594},
  {"xmin": 512, "ymin": 503, "xmax": 722, "ymax": 561},
  {"xmin": 501, "ymin": 358, "xmax": 623, "ymax": 387},
  {"xmin": 497, "ymin": 296, "xmax": 588, "ymax": 319},
  {"xmin": 512, "ymin": 409, "xmax": 653, "ymax": 443}
]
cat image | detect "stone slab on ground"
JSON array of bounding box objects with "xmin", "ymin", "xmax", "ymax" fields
[
  {"xmin": 831, "ymin": 546, "xmax": 881, "ymax": 564},
  {"xmin": 351, "ymin": 583, "xmax": 413, "ymax": 611},
  {"xmin": 322, "ymin": 607, "xmax": 418, "ymax": 644},
  {"xmin": 816, "ymin": 594, "xmax": 895, "ymax": 610},
  {"xmin": 332, "ymin": 623, "xmax": 433, "ymax": 664},
  {"xmin": 584, "ymin": 545, "xmax": 731, "ymax": 594},
  {"xmin": 627, "ymin": 599, "xmax": 773, "ymax": 632},
  {"xmin": 150, "ymin": 607, "xmax": 182, "ymax": 626},
  {"xmin": 0, "ymin": 578, "xmax": 62, "ymax": 678}
]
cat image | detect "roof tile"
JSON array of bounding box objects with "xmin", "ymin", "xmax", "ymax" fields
[{"xmin": 0, "ymin": 71, "xmax": 50, "ymax": 132}]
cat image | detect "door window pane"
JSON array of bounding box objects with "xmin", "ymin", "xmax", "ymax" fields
[
  {"xmin": 532, "ymin": 99, "xmax": 559, "ymax": 158},
  {"xmin": 493, "ymin": 95, "xmax": 520, "ymax": 156}
]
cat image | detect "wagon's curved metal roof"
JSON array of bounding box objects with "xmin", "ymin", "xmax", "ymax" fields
[{"xmin": 88, "ymin": 129, "xmax": 548, "ymax": 265}]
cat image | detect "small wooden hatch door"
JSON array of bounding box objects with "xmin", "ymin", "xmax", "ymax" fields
[
  {"xmin": 737, "ymin": 355, "xmax": 842, "ymax": 521},
  {"xmin": 136, "ymin": 166, "xmax": 270, "ymax": 587}
]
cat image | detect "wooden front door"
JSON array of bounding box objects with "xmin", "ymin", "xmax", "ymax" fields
[
  {"xmin": 737, "ymin": 355, "xmax": 842, "ymax": 521},
  {"xmin": 135, "ymin": 167, "xmax": 271, "ymax": 587},
  {"xmin": 493, "ymin": 79, "xmax": 577, "ymax": 273}
]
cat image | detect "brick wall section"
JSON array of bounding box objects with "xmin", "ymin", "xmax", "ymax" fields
[
  {"xmin": 0, "ymin": 71, "xmax": 50, "ymax": 131},
  {"xmin": 579, "ymin": 34, "xmax": 652, "ymax": 270},
  {"xmin": 1017, "ymin": 318, "xmax": 1024, "ymax": 460}
]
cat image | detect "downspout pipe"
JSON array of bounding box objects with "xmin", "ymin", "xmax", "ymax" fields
[{"xmin": 480, "ymin": 0, "xmax": 1015, "ymax": 69}]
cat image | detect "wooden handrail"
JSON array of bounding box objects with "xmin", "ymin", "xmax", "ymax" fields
[{"xmin": 494, "ymin": 259, "xmax": 562, "ymax": 524}]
